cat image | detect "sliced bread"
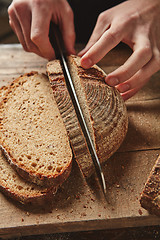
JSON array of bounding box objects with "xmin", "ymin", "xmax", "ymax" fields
[
  {"xmin": 0, "ymin": 146, "xmax": 56, "ymax": 205},
  {"xmin": 140, "ymin": 155, "xmax": 160, "ymax": 216},
  {"xmin": 0, "ymin": 72, "xmax": 72, "ymax": 187},
  {"xmin": 47, "ymin": 55, "xmax": 128, "ymax": 178}
]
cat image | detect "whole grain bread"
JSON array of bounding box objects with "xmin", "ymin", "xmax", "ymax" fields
[
  {"xmin": 47, "ymin": 55, "xmax": 128, "ymax": 178},
  {"xmin": 0, "ymin": 72, "xmax": 72, "ymax": 187},
  {"xmin": 0, "ymin": 146, "xmax": 56, "ymax": 205},
  {"xmin": 140, "ymin": 155, "xmax": 160, "ymax": 216}
]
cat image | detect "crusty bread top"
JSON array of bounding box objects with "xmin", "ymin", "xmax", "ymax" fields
[
  {"xmin": 67, "ymin": 55, "xmax": 128, "ymax": 163},
  {"xmin": 0, "ymin": 72, "xmax": 72, "ymax": 187},
  {"xmin": 47, "ymin": 55, "xmax": 128, "ymax": 177}
]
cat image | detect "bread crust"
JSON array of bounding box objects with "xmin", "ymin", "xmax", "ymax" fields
[
  {"xmin": 69, "ymin": 55, "xmax": 128, "ymax": 163},
  {"xmin": 1, "ymin": 144, "xmax": 72, "ymax": 188},
  {"xmin": 47, "ymin": 55, "xmax": 128, "ymax": 178},
  {"xmin": 140, "ymin": 155, "xmax": 160, "ymax": 216},
  {"xmin": 0, "ymin": 177, "xmax": 56, "ymax": 206}
]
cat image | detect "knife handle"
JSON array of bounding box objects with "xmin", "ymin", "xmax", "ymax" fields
[{"xmin": 49, "ymin": 22, "xmax": 66, "ymax": 59}]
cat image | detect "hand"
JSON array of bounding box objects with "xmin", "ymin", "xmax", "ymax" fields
[
  {"xmin": 79, "ymin": 0, "xmax": 160, "ymax": 101},
  {"xmin": 8, "ymin": 0, "xmax": 76, "ymax": 60}
]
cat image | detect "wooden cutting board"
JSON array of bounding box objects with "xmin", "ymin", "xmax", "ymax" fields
[{"xmin": 0, "ymin": 44, "xmax": 160, "ymax": 239}]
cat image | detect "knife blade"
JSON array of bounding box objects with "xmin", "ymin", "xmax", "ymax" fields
[{"xmin": 49, "ymin": 22, "xmax": 107, "ymax": 197}]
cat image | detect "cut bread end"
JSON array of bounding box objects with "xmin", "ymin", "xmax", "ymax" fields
[{"xmin": 47, "ymin": 55, "xmax": 128, "ymax": 178}]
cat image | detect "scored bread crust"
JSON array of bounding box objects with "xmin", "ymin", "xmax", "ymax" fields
[
  {"xmin": 47, "ymin": 55, "xmax": 128, "ymax": 178},
  {"xmin": 140, "ymin": 155, "xmax": 160, "ymax": 216},
  {"xmin": 0, "ymin": 72, "xmax": 72, "ymax": 188}
]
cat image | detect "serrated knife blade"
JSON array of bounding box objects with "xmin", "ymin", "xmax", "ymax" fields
[{"xmin": 49, "ymin": 22, "xmax": 107, "ymax": 197}]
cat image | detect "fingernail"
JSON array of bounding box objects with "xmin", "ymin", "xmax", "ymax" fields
[
  {"xmin": 117, "ymin": 84, "xmax": 130, "ymax": 93},
  {"xmin": 106, "ymin": 77, "xmax": 119, "ymax": 86},
  {"xmin": 81, "ymin": 58, "xmax": 92, "ymax": 69}
]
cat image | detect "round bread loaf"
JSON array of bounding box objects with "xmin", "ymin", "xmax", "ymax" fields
[{"xmin": 47, "ymin": 55, "xmax": 128, "ymax": 177}]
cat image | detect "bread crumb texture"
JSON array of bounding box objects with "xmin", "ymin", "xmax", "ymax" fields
[
  {"xmin": 0, "ymin": 148, "xmax": 50, "ymax": 200},
  {"xmin": 0, "ymin": 73, "xmax": 72, "ymax": 186}
]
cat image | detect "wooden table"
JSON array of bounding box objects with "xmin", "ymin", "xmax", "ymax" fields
[{"xmin": 0, "ymin": 44, "xmax": 160, "ymax": 239}]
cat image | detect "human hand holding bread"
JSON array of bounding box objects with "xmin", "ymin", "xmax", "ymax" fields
[
  {"xmin": 8, "ymin": 0, "xmax": 160, "ymax": 100},
  {"xmin": 79, "ymin": 0, "xmax": 160, "ymax": 100}
]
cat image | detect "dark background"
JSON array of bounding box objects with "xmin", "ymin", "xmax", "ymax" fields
[
  {"xmin": 68, "ymin": 0, "xmax": 126, "ymax": 43},
  {"xmin": 0, "ymin": 0, "xmax": 159, "ymax": 239}
]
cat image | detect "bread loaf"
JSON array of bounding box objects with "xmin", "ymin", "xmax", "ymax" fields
[
  {"xmin": 0, "ymin": 72, "xmax": 72, "ymax": 187},
  {"xmin": 140, "ymin": 155, "xmax": 160, "ymax": 216},
  {"xmin": 47, "ymin": 55, "xmax": 128, "ymax": 177}
]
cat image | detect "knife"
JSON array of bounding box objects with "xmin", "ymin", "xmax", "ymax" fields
[{"xmin": 49, "ymin": 22, "xmax": 107, "ymax": 197}]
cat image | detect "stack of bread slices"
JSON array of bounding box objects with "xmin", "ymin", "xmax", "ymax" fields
[{"xmin": 0, "ymin": 55, "xmax": 128, "ymax": 205}]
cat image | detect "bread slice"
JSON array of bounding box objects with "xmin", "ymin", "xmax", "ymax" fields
[
  {"xmin": 47, "ymin": 55, "xmax": 128, "ymax": 178},
  {"xmin": 0, "ymin": 146, "xmax": 56, "ymax": 205},
  {"xmin": 0, "ymin": 84, "xmax": 56, "ymax": 205},
  {"xmin": 140, "ymin": 155, "xmax": 160, "ymax": 216},
  {"xmin": 0, "ymin": 72, "xmax": 72, "ymax": 187}
]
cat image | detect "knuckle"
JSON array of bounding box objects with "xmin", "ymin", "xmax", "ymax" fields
[
  {"xmin": 107, "ymin": 29, "xmax": 119, "ymax": 43},
  {"xmin": 97, "ymin": 12, "xmax": 107, "ymax": 24},
  {"xmin": 8, "ymin": 5, "xmax": 13, "ymax": 15},
  {"xmin": 65, "ymin": 5, "xmax": 73, "ymax": 16},
  {"xmin": 13, "ymin": 0, "xmax": 25, "ymax": 11},
  {"xmin": 31, "ymin": 31, "xmax": 42, "ymax": 44},
  {"xmin": 141, "ymin": 45, "xmax": 152, "ymax": 59},
  {"xmin": 153, "ymin": 49, "xmax": 160, "ymax": 68},
  {"xmin": 33, "ymin": 0, "xmax": 43, "ymax": 6},
  {"xmin": 128, "ymin": 12, "xmax": 139, "ymax": 25},
  {"xmin": 61, "ymin": 1, "xmax": 74, "ymax": 19},
  {"xmin": 33, "ymin": 0, "xmax": 51, "ymax": 15},
  {"xmin": 32, "ymin": 0, "xmax": 45, "ymax": 12}
]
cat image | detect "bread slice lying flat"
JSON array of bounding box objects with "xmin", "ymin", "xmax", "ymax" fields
[
  {"xmin": 0, "ymin": 83, "xmax": 56, "ymax": 205},
  {"xmin": 0, "ymin": 72, "xmax": 72, "ymax": 187},
  {"xmin": 47, "ymin": 55, "xmax": 128, "ymax": 177},
  {"xmin": 140, "ymin": 155, "xmax": 160, "ymax": 216},
  {"xmin": 0, "ymin": 146, "xmax": 55, "ymax": 205}
]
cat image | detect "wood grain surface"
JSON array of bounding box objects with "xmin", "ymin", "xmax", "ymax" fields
[{"xmin": 0, "ymin": 44, "xmax": 160, "ymax": 239}]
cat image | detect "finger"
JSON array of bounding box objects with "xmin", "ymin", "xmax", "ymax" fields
[
  {"xmin": 117, "ymin": 75, "xmax": 150, "ymax": 94},
  {"xmin": 81, "ymin": 26, "xmax": 123, "ymax": 68},
  {"xmin": 78, "ymin": 12, "xmax": 110, "ymax": 56},
  {"xmin": 8, "ymin": 8, "xmax": 28, "ymax": 51},
  {"xmin": 60, "ymin": 6, "xmax": 76, "ymax": 54},
  {"xmin": 121, "ymin": 87, "xmax": 141, "ymax": 101},
  {"xmin": 31, "ymin": 8, "xmax": 55, "ymax": 60},
  {"xmin": 116, "ymin": 51, "xmax": 160, "ymax": 94},
  {"xmin": 14, "ymin": 7, "xmax": 46, "ymax": 58},
  {"xmin": 105, "ymin": 37, "xmax": 152, "ymax": 87},
  {"xmin": 10, "ymin": 3, "xmax": 44, "ymax": 58},
  {"xmin": 17, "ymin": 17, "xmax": 44, "ymax": 58}
]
